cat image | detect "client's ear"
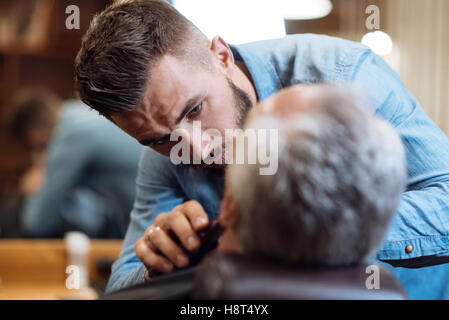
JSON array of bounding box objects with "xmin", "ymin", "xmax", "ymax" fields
[
  {"xmin": 217, "ymin": 188, "xmax": 242, "ymax": 253},
  {"xmin": 219, "ymin": 188, "xmax": 240, "ymax": 229}
]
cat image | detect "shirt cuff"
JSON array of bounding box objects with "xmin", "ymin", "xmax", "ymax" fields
[
  {"xmin": 377, "ymin": 236, "xmax": 449, "ymax": 262},
  {"xmin": 125, "ymin": 264, "xmax": 148, "ymax": 288}
]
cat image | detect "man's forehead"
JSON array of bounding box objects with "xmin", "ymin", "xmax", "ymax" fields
[
  {"xmin": 110, "ymin": 107, "xmax": 153, "ymax": 135},
  {"xmin": 115, "ymin": 72, "xmax": 191, "ymax": 132},
  {"xmin": 139, "ymin": 91, "xmax": 178, "ymax": 125},
  {"xmin": 113, "ymin": 54, "xmax": 215, "ymax": 137},
  {"xmin": 142, "ymin": 55, "xmax": 203, "ymax": 121}
]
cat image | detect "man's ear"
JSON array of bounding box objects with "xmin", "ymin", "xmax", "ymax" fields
[{"xmin": 209, "ymin": 35, "xmax": 235, "ymax": 77}]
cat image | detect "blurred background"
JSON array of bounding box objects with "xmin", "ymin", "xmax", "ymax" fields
[
  {"xmin": 0, "ymin": 0, "xmax": 448, "ymax": 298},
  {"xmin": 0, "ymin": 0, "xmax": 107, "ymax": 196}
]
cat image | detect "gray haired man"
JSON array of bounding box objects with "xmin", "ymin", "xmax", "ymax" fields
[{"xmin": 220, "ymin": 84, "xmax": 408, "ymax": 268}]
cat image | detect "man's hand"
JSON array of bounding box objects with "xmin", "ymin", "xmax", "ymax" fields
[
  {"xmin": 20, "ymin": 162, "xmax": 46, "ymax": 196},
  {"xmin": 135, "ymin": 200, "xmax": 209, "ymax": 276}
]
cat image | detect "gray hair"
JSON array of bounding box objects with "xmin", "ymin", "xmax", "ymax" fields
[{"xmin": 228, "ymin": 85, "xmax": 407, "ymax": 267}]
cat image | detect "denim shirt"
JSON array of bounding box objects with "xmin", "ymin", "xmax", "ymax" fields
[{"xmin": 107, "ymin": 34, "xmax": 449, "ymax": 298}]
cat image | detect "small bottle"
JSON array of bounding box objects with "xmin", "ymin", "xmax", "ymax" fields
[{"xmin": 65, "ymin": 232, "xmax": 90, "ymax": 289}]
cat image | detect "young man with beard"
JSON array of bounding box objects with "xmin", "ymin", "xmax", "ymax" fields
[{"xmin": 75, "ymin": 0, "xmax": 449, "ymax": 298}]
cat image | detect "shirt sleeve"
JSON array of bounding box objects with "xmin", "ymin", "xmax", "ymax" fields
[
  {"xmin": 350, "ymin": 48, "xmax": 449, "ymax": 267},
  {"xmin": 106, "ymin": 148, "xmax": 187, "ymax": 293}
]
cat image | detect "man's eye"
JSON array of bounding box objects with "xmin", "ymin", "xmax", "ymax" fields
[
  {"xmin": 154, "ymin": 140, "xmax": 165, "ymax": 146},
  {"xmin": 188, "ymin": 103, "xmax": 203, "ymax": 118},
  {"xmin": 147, "ymin": 138, "xmax": 167, "ymax": 147}
]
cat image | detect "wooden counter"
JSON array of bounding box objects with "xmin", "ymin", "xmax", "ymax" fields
[{"xmin": 0, "ymin": 239, "xmax": 123, "ymax": 300}]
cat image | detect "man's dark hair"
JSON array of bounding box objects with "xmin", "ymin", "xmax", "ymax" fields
[
  {"xmin": 6, "ymin": 88, "xmax": 60, "ymax": 142},
  {"xmin": 75, "ymin": 0, "xmax": 209, "ymax": 116}
]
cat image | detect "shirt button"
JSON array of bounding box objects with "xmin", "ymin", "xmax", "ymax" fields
[{"xmin": 405, "ymin": 244, "xmax": 414, "ymax": 254}]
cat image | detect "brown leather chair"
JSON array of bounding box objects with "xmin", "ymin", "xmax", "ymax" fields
[{"xmin": 193, "ymin": 252, "xmax": 407, "ymax": 300}]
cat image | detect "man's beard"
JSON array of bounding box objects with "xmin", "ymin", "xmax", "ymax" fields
[
  {"xmin": 196, "ymin": 79, "xmax": 253, "ymax": 170},
  {"xmin": 227, "ymin": 78, "xmax": 253, "ymax": 128}
]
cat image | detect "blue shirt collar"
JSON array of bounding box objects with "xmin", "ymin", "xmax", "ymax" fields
[{"xmin": 230, "ymin": 44, "xmax": 282, "ymax": 101}]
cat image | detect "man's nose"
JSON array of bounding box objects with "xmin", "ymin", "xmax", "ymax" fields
[{"xmin": 192, "ymin": 132, "xmax": 214, "ymax": 162}]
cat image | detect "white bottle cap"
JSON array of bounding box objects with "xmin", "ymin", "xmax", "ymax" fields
[{"xmin": 65, "ymin": 232, "xmax": 90, "ymax": 255}]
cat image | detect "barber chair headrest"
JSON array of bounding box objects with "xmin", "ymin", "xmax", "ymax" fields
[{"xmin": 193, "ymin": 252, "xmax": 406, "ymax": 300}]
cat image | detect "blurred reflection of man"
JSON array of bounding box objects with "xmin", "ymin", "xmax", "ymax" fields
[{"xmin": 7, "ymin": 89, "xmax": 142, "ymax": 238}]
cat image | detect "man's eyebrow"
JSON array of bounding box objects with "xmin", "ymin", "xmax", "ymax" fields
[
  {"xmin": 175, "ymin": 94, "xmax": 204, "ymax": 125},
  {"xmin": 139, "ymin": 134, "xmax": 170, "ymax": 146},
  {"xmin": 138, "ymin": 95, "xmax": 204, "ymax": 146}
]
